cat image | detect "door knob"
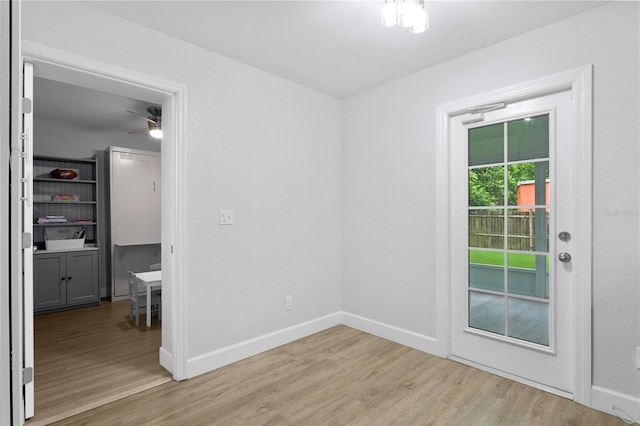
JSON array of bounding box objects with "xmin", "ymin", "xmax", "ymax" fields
[
  {"xmin": 558, "ymin": 252, "xmax": 572, "ymax": 263},
  {"xmin": 558, "ymin": 231, "xmax": 571, "ymax": 242}
]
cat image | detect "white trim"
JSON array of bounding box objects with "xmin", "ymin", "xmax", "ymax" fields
[
  {"xmin": 591, "ymin": 386, "xmax": 640, "ymax": 422},
  {"xmin": 341, "ymin": 312, "xmax": 444, "ymax": 357},
  {"xmin": 186, "ymin": 313, "xmax": 342, "ymax": 379},
  {"xmin": 435, "ymin": 65, "xmax": 593, "ymax": 406},
  {"xmin": 0, "ymin": 0, "xmax": 10, "ymax": 417},
  {"xmin": 20, "ymin": 41, "xmax": 189, "ymax": 381},
  {"xmin": 159, "ymin": 347, "xmax": 174, "ymax": 374}
]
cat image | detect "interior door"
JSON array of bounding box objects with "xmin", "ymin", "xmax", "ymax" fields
[
  {"xmin": 22, "ymin": 61, "xmax": 35, "ymax": 419},
  {"xmin": 450, "ymin": 90, "xmax": 574, "ymax": 396}
]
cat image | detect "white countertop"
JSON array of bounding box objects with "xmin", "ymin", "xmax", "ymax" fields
[{"xmin": 34, "ymin": 246, "xmax": 99, "ymax": 254}]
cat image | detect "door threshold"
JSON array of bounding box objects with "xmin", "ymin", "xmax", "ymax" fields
[{"xmin": 26, "ymin": 375, "xmax": 172, "ymax": 426}]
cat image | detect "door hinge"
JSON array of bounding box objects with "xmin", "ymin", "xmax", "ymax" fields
[
  {"xmin": 22, "ymin": 233, "xmax": 32, "ymax": 249},
  {"xmin": 23, "ymin": 367, "xmax": 33, "ymax": 385}
]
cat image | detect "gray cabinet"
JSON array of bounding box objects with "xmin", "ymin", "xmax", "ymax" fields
[{"xmin": 34, "ymin": 250, "xmax": 99, "ymax": 314}]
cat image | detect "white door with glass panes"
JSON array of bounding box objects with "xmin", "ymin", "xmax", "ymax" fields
[{"xmin": 450, "ymin": 90, "xmax": 574, "ymax": 395}]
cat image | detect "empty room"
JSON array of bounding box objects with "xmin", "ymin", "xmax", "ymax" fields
[{"xmin": 1, "ymin": 1, "xmax": 639, "ymax": 424}]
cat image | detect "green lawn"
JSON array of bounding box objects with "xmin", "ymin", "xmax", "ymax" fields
[{"xmin": 469, "ymin": 250, "xmax": 549, "ymax": 270}]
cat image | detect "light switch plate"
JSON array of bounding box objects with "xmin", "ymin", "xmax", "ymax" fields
[{"xmin": 219, "ymin": 209, "xmax": 234, "ymax": 225}]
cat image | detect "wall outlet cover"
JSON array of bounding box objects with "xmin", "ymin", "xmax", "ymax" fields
[{"xmin": 219, "ymin": 209, "xmax": 234, "ymax": 225}]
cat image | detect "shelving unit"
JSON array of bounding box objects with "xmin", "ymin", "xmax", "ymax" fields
[
  {"xmin": 33, "ymin": 156, "xmax": 98, "ymax": 249},
  {"xmin": 33, "ymin": 155, "xmax": 100, "ymax": 313}
]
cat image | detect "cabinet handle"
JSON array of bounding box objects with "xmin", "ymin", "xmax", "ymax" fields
[
  {"xmin": 61, "ymin": 277, "xmax": 65, "ymax": 281},
  {"xmin": 67, "ymin": 276, "xmax": 72, "ymax": 281}
]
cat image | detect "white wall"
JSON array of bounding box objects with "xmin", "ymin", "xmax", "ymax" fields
[
  {"xmin": 22, "ymin": 0, "xmax": 342, "ymax": 375},
  {"xmin": 342, "ymin": 0, "xmax": 639, "ymax": 404}
]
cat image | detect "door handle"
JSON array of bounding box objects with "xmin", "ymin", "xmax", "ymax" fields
[{"xmin": 558, "ymin": 252, "xmax": 572, "ymax": 263}]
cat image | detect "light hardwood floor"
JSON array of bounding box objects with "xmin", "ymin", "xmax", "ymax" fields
[
  {"xmin": 28, "ymin": 300, "xmax": 172, "ymax": 426},
  {"xmin": 50, "ymin": 325, "xmax": 620, "ymax": 425}
]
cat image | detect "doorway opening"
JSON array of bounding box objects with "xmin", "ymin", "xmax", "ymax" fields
[{"xmin": 20, "ymin": 47, "xmax": 185, "ymax": 424}]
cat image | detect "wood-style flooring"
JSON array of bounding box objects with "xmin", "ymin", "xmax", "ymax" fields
[
  {"xmin": 28, "ymin": 300, "xmax": 172, "ymax": 426},
  {"xmin": 50, "ymin": 325, "xmax": 620, "ymax": 425}
]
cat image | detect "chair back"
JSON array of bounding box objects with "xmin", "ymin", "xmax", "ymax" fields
[{"xmin": 128, "ymin": 271, "xmax": 142, "ymax": 302}]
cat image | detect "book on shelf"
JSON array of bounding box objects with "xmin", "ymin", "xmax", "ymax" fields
[
  {"xmin": 51, "ymin": 194, "xmax": 79, "ymax": 202},
  {"xmin": 37, "ymin": 215, "xmax": 68, "ymax": 224}
]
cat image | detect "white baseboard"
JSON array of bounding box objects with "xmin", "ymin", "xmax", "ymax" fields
[
  {"xmin": 592, "ymin": 385, "xmax": 640, "ymax": 423},
  {"xmin": 341, "ymin": 312, "xmax": 444, "ymax": 357},
  {"xmin": 186, "ymin": 312, "xmax": 342, "ymax": 379},
  {"xmin": 159, "ymin": 346, "xmax": 174, "ymax": 376}
]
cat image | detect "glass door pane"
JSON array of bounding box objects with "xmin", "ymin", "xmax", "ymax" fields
[{"xmin": 467, "ymin": 115, "xmax": 551, "ymax": 347}]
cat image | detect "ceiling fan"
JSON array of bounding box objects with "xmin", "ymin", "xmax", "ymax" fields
[{"xmin": 128, "ymin": 106, "xmax": 162, "ymax": 139}]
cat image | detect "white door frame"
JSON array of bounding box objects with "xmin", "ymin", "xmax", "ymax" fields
[
  {"xmin": 435, "ymin": 66, "xmax": 593, "ymax": 405},
  {"xmin": 11, "ymin": 40, "xmax": 188, "ymax": 422},
  {"xmin": 1, "ymin": 1, "xmax": 16, "ymax": 424}
]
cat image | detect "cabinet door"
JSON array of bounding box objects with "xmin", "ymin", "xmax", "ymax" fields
[
  {"xmin": 111, "ymin": 151, "xmax": 161, "ymax": 245},
  {"xmin": 34, "ymin": 253, "xmax": 66, "ymax": 311},
  {"xmin": 149, "ymin": 159, "xmax": 161, "ymax": 242},
  {"xmin": 66, "ymin": 251, "xmax": 99, "ymax": 305}
]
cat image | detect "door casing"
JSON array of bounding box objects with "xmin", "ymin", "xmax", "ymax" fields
[
  {"xmin": 435, "ymin": 66, "xmax": 593, "ymax": 405},
  {"xmin": 10, "ymin": 41, "xmax": 189, "ymax": 424}
]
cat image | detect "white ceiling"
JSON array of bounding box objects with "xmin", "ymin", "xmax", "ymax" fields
[
  {"xmin": 34, "ymin": 77, "xmax": 161, "ymax": 135},
  {"xmin": 84, "ymin": 0, "xmax": 607, "ymax": 99},
  {"xmin": 36, "ymin": 0, "xmax": 607, "ymax": 132}
]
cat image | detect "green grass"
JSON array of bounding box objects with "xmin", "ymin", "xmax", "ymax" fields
[{"xmin": 469, "ymin": 250, "xmax": 549, "ymax": 270}]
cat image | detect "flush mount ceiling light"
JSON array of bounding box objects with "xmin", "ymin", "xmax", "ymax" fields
[{"xmin": 381, "ymin": 0, "xmax": 429, "ymax": 34}]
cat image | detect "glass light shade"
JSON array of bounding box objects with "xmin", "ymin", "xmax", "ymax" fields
[
  {"xmin": 149, "ymin": 129, "xmax": 163, "ymax": 139},
  {"xmin": 398, "ymin": 0, "xmax": 417, "ymax": 28},
  {"xmin": 409, "ymin": 7, "xmax": 428, "ymax": 33},
  {"xmin": 381, "ymin": 1, "xmax": 397, "ymax": 27}
]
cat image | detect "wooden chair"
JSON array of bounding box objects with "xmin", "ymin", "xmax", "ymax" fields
[{"xmin": 128, "ymin": 271, "xmax": 162, "ymax": 326}]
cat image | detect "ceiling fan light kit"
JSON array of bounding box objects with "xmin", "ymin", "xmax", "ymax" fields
[
  {"xmin": 128, "ymin": 106, "xmax": 163, "ymax": 139},
  {"xmin": 381, "ymin": 0, "xmax": 429, "ymax": 34}
]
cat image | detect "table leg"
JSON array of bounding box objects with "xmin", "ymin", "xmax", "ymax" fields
[{"xmin": 147, "ymin": 284, "xmax": 152, "ymax": 327}]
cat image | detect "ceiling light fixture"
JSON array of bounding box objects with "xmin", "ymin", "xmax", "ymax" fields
[
  {"xmin": 148, "ymin": 122, "xmax": 163, "ymax": 139},
  {"xmin": 128, "ymin": 107, "xmax": 162, "ymax": 139},
  {"xmin": 381, "ymin": 0, "xmax": 429, "ymax": 34}
]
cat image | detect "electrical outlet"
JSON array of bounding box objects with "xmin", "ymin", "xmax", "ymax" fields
[
  {"xmin": 219, "ymin": 209, "xmax": 234, "ymax": 225},
  {"xmin": 636, "ymin": 347, "xmax": 640, "ymax": 370},
  {"xmin": 284, "ymin": 296, "xmax": 293, "ymax": 311}
]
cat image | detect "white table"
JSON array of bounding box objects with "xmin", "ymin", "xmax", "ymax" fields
[{"xmin": 134, "ymin": 270, "xmax": 162, "ymax": 327}]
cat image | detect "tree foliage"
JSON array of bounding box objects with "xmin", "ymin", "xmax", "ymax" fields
[{"xmin": 469, "ymin": 163, "xmax": 537, "ymax": 207}]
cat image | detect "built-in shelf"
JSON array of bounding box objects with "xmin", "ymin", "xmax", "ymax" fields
[
  {"xmin": 34, "ymin": 178, "xmax": 97, "ymax": 184},
  {"xmin": 34, "ymin": 201, "xmax": 97, "ymax": 205},
  {"xmin": 33, "ymin": 155, "xmax": 99, "ymax": 250}
]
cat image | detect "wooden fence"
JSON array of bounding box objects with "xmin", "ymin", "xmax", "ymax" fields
[{"xmin": 469, "ymin": 210, "xmax": 549, "ymax": 251}]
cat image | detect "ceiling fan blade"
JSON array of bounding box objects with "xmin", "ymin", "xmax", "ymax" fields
[
  {"xmin": 127, "ymin": 110, "xmax": 157, "ymax": 124},
  {"xmin": 128, "ymin": 128, "xmax": 150, "ymax": 135}
]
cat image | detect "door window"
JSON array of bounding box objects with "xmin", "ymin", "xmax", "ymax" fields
[{"xmin": 467, "ymin": 115, "xmax": 551, "ymax": 346}]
